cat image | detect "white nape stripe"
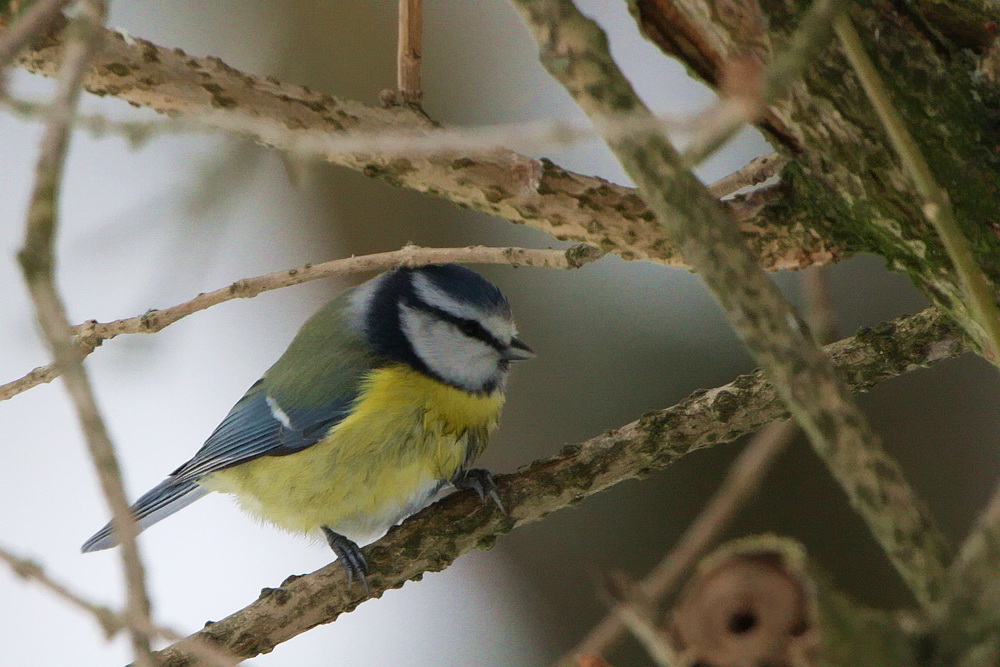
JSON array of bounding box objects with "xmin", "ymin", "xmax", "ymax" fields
[{"xmin": 346, "ymin": 271, "xmax": 389, "ymax": 332}]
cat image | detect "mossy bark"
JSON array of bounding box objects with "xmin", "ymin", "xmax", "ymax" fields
[{"xmin": 630, "ymin": 0, "xmax": 1000, "ymax": 358}]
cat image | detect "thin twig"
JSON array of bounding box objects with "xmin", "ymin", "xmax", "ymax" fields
[
  {"xmin": 680, "ymin": 0, "xmax": 846, "ymax": 167},
  {"xmin": 0, "ymin": 0, "xmax": 73, "ymax": 73},
  {"xmin": 566, "ymin": 266, "xmax": 839, "ymax": 661},
  {"xmin": 15, "ymin": 2, "xmax": 156, "ymax": 665},
  {"xmin": 397, "ymin": 0, "xmax": 422, "ymax": 105},
  {"xmin": 3, "ymin": 95, "xmax": 191, "ymax": 146},
  {"xmin": 0, "ymin": 244, "xmax": 602, "ymax": 403},
  {"xmin": 601, "ymin": 574, "xmax": 680, "ymax": 667},
  {"xmin": 706, "ymin": 152, "xmax": 789, "ymax": 199},
  {"xmin": 566, "ymin": 421, "xmax": 798, "ymax": 662},
  {"xmin": 4, "ymin": 16, "xmax": 846, "ymax": 272},
  {"xmin": 938, "ymin": 471, "xmax": 1000, "ymax": 663},
  {"xmin": 833, "ymin": 12, "xmax": 1000, "ymax": 363},
  {"xmin": 510, "ymin": 0, "xmax": 950, "ymax": 612},
  {"xmin": 150, "ymin": 307, "xmax": 964, "ymax": 666},
  {"xmin": 0, "ymin": 543, "xmax": 240, "ymax": 666}
]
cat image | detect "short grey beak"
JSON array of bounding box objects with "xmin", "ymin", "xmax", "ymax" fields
[{"xmin": 503, "ymin": 337, "xmax": 535, "ymax": 361}]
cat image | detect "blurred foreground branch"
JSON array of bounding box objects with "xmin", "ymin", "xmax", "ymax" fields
[
  {"xmin": 0, "ymin": 543, "xmax": 239, "ymax": 667},
  {"xmin": 151, "ymin": 307, "xmax": 963, "ymax": 665},
  {"xmin": 14, "ymin": 2, "xmax": 156, "ymax": 665},
  {"xmin": 0, "ymin": 13, "xmax": 845, "ymax": 272},
  {"xmin": 510, "ymin": 0, "xmax": 949, "ymax": 611}
]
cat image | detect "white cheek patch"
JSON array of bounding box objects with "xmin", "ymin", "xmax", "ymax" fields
[{"xmin": 400, "ymin": 305, "xmax": 499, "ymax": 392}]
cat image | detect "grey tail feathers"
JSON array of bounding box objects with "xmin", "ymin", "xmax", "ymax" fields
[{"xmin": 81, "ymin": 478, "xmax": 209, "ymax": 552}]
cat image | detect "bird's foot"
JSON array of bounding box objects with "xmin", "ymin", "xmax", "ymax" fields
[
  {"xmin": 322, "ymin": 527, "xmax": 369, "ymax": 594},
  {"xmin": 453, "ymin": 468, "xmax": 505, "ymax": 515}
]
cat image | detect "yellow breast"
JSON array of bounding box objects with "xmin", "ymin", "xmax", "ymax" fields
[{"xmin": 201, "ymin": 364, "xmax": 505, "ymax": 543}]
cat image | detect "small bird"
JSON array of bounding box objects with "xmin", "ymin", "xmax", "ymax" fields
[{"xmin": 82, "ymin": 264, "xmax": 533, "ymax": 585}]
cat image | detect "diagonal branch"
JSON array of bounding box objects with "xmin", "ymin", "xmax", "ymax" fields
[
  {"xmin": 149, "ymin": 307, "xmax": 964, "ymax": 666},
  {"xmin": 509, "ymin": 0, "xmax": 949, "ymax": 611},
  {"xmin": 0, "ymin": 543, "xmax": 239, "ymax": 667},
  {"xmin": 0, "ymin": 0, "xmax": 72, "ymax": 72},
  {"xmin": 15, "ymin": 1, "xmax": 155, "ymax": 664},
  {"xmin": 833, "ymin": 12, "xmax": 1000, "ymax": 364},
  {"xmin": 0, "ymin": 13, "xmax": 846, "ymax": 272},
  {"xmin": 564, "ymin": 265, "xmax": 840, "ymax": 662},
  {"xmin": 0, "ymin": 244, "xmax": 602, "ymax": 402}
]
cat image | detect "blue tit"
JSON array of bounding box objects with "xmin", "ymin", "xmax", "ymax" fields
[{"xmin": 82, "ymin": 264, "xmax": 533, "ymax": 585}]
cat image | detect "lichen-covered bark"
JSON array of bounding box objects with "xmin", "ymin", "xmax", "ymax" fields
[{"xmin": 630, "ymin": 0, "xmax": 1000, "ymax": 357}]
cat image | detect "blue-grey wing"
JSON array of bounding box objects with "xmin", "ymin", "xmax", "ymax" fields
[
  {"xmin": 170, "ymin": 379, "xmax": 358, "ymax": 481},
  {"xmin": 81, "ymin": 478, "xmax": 208, "ymax": 552}
]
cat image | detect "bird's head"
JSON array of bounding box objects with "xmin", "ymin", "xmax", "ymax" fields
[{"xmin": 349, "ymin": 264, "xmax": 533, "ymax": 394}]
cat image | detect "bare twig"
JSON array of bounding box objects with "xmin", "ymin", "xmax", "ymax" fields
[
  {"xmin": 0, "ymin": 244, "xmax": 602, "ymax": 402},
  {"xmin": 396, "ymin": 0, "xmax": 422, "ymax": 105},
  {"xmin": 15, "ymin": 2, "xmax": 155, "ymax": 665},
  {"xmin": 680, "ymin": 0, "xmax": 846, "ymax": 167},
  {"xmin": 3, "ymin": 95, "xmax": 191, "ymax": 146},
  {"xmin": 0, "ymin": 544, "xmax": 239, "ymax": 666},
  {"xmin": 0, "ymin": 0, "xmax": 73, "ymax": 72},
  {"xmin": 833, "ymin": 12, "xmax": 1000, "ymax": 364},
  {"xmin": 4, "ymin": 15, "xmax": 846, "ymax": 272},
  {"xmin": 150, "ymin": 307, "xmax": 964, "ymax": 666},
  {"xmin": 0, "ymin": 542, "xmax": 122, "ymax": 637},
  {"xmin": 938, "ymin": 473, "xmax": 1000, "ymax": 663},
  {"xmin": 601, "ymin": 575, "xmax": 680, "ymax": 667},
  {"xmin": 566, "ymin": 420, "xmax": 798, "ymax": 662},
  {"xmin": 706, "ymin": 153, "xmax": 788, "ymax": 199},
  {"xmin": 565, "ymin": 265, "xmax": 839, "ymax": 662},
  {"xmin": 509, "ymin": 0, "xmax": 950, "ymax": 611}
]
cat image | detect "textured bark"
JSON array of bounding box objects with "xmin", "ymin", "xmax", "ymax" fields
[
  {"xmin": 149, "ymin": 308, "xmax": 962, "ymax": 666},
  {"xmin": 629, "ymin": 0, "xmax": 1000, "ymax": 359},
  {"xmin": 1, "ymin": 13, "xmax": 844, "ymax": 272}
]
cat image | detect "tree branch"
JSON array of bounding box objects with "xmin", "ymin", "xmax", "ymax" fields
[
  {"xmin": 706, "ymin": 152, "xmax": 787, "ymax": 199},
  {"xmin": 564, "ymin": 265, "xmax": 839, "ymax": 661},
  {"xmin": 395, "ymin": 0, "xmax": 422, "ymax": 106},
  {"xmin": 0, "ymin": 0, "xmax": 71, "ymax": 72},
  {"xmin": 15, "ymin": 1, "xmax": 155, "ymax": 664},
  {"xmin": 0, "ymin": 244, "xmax": 602, "ymax": 403},
  {"xmin": 833, "ymin": 12, "xmax": 1000, "ymax": 364},
  {"xmin": 0, "ymin": 13, "xmax": 846, "ymax": 272},
  {"xmin": 0, "ymin": 543, "xmax": 239, "ymax": 667},
  {"xmin": 629, "ymin": 0, "xmax": 1000, "ymax": 359},
  {"xmin": 149, "ymin": 306, "xmax": 964, "ymax": 666},
  {"xmin": 509, "ymin": 0, "xmax": 950, "ymax": 611}
]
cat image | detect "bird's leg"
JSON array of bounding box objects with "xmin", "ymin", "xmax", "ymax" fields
[
  {"xmin": 322, "ymin": 527, "xmax": 369, "ymax": 593},
  {"xmin": 453, "ymin": 468, "xmax": 505, "ymax": 514}
]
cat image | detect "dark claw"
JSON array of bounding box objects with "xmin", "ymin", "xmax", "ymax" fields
[
  {"xmin": 453, "ymin": 468, "xmax": 506, "ymax": 515},
  {"xmin": 322, "ymin": 527, "xmax": 369, "ymax": 594}
]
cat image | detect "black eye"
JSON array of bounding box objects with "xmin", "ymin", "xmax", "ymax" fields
[{"xmin": 456, "ymin": 319, "xmax": 481, "ymax": 337}]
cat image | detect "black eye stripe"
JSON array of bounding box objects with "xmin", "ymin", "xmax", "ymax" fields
[{"xmin": 411, "ymin": 301, "xmax": 506, "ymax": 352}]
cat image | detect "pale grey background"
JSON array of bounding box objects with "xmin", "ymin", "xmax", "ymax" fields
[{"xmin": 1, "ymin": 2, "xmax": 997, "ymax": 666}]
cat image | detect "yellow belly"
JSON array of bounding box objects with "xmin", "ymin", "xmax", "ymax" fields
[{"xmin": 200, "ymin": 364, "xmax": 504, "ymax": 544}]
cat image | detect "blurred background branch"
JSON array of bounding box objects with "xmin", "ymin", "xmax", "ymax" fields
[{"xmin": 1, "ymin": 0, "xmax": 999, "ymax": 665}]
